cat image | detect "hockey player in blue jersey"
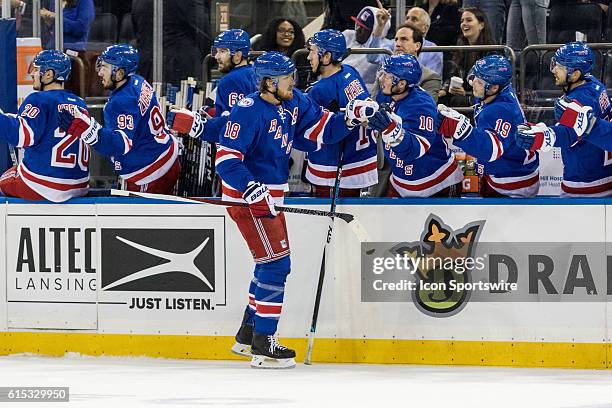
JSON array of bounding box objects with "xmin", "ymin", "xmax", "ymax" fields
[
  {"xmin": 517, "ymin": 42, "xmax": 612, "ymax": 197},
  {"xmin": 0, "ymin": 50, "xmax": 90, "ymax": 202},
  {"xmin": 59, "ymin": 44, "xmax": 180, "ymax": 194},
  {"xmin": 216, "ymin": 51, "xmax": 377, "ymax": 368},
  {"xmin": 516, "ymin": 97, "xmax": 612, "ymax": 152},
  {"xmin": 168, "ymin": 29, "xmax": 258, "ymax": 142},
  {"xmin": 366, "ymin": 54, "xmax": 463, "ymax": 197},
  {"xmin": 437, "ymin": 55, "xmax": 540, "ymax": 197},
  {"xmin": 212, "ymin": 29, "xmax": 258, "ymax": 116},
  {"xmin": 305, "ymin": 29, "xmax": 378, "ymax": 197}
]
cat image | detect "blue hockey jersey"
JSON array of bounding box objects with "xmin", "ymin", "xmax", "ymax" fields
[
  {"xmin": 557, "ymin": 75, "xmax": 612, "ymax": 197},
  {"xmin": 216, "ymin": 65, "xmax": 258, "ymax": 115},
  {"xmin": 0, "ymin": 90, "xmax": 90, "ymax": 202},
  {"xmin": 552, "ymin": 116, "xmax": 612, "ymax": 150},
  {"xmin": 305, "ymin": 65, "xmax": 378, "ymax": 188},
  {"xmin": 215, "ymin": 89, "xmax": 353, "ymax": 204},
  {"xmin": 455, "ymin": 85, "xmax": 539, "ymax": 197},
  {"xmin": 201, "ymin": 65, "xmax": 258, "ymax": 143},
  {"xmin": 97, "ymin": 75, "xmax": 178, "ymax": 185},
  {"xmin": 376, "ymin": 87, "xmax": 463, "ymax": 197}
]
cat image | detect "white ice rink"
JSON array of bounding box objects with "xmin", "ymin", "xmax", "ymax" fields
[{"xmin": 1, "ymin": 355, "xmax": 612, "ymax": 407}]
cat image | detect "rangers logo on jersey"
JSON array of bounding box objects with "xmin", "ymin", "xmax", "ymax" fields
[
  {"xmin": 344, "ymin": 79, "xmax": 366, "ymax": 102},
  {"xmin": 238, "ymin": 97, "xmax": 254, "ymax": 108}
]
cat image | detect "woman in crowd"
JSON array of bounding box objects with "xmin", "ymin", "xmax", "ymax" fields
[
  {"xmin": 438, "ymin": 7, "xmax": 496, "ymax": 107},
  {"xmin": 258, "ymin": 18, "xmax": 305, "ymax": 57},
  {"xmin": 256, "ymin": 18, "xmax": 309, "ymax": 88}
]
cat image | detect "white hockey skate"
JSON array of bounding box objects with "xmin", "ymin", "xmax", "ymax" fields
[
  {"xmin": 250, "ymin": 333, "xmax": 296, "ymax": 369},
  {"xmin": 250, "ymin": 354, "xmax": 296, "ymax": 369},
  {"xmin": 231, "ymin": 321, "xmax": 253, "ymax": 358},
  {"xmin": 231, "ymin": 341, "xmax": 252, "ymax": 357}
]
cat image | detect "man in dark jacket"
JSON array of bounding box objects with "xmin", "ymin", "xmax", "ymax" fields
[{"xmin": 132, "ymin": 0, "xmax": 212, "ymax": 84}]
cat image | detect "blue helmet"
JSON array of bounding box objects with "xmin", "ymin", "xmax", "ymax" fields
[
  {"xmin": 468, "ymin": 55, "xmax": 512, "ymax": 93},
  {"xmin": 32, "ymin": 49, "xmax": 71, "ymax": 82},
  {"xmin": 379, "ymin": 54, "xmax": 422, "ymax": 87},
  {"xmin": 307, "ymin": 29, "xmax": 347, "ymax": 62},
  {"xmin": 98, "ymin": 44, "xmax": 139, "ymax": 77},
  {"xmin": 253, "ymin": 51, "xmax": 295, "ymax": 84},
  {"xmin": 213, "ymin": 29, "xmax": 250, "ymax": 57},
  {"xmin": 551, "ymin": 42, "xmax": 594, "ymax": 78}
]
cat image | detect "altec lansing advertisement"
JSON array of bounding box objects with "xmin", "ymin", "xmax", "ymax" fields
[{"xmin": 6, "ymin": 211, "xmax": 226, "ymax": 329}]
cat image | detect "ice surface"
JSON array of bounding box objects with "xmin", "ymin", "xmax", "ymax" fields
[{"xmin": 0, "ymin": 354, "xmax": 611, "ymax": 407}]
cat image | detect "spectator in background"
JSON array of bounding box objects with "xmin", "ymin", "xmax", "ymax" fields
[
  {"xmin": 439, "ymin": 7, "xmax": 496, "ymax": 107},
  {"xmin": 561, "ymin": 0, "xmax": 609, "ymax": 12},
  {"xmin": 506, "ymin": 0, "xmax": 549, "ymax": 50},
  {"xmin": 280, "ymin": 0, "xmax": 309, "ymax": 28},
  {"xmin": 343, "ymin": 6, "xmax": 391, "ymax": 93},
  {"xmin": 110, "ymin": 2, "xmax": 132, "ymax": 33},
  {"xmin": 258, "ymin": 18, "xmax": 306, "ymax": 58},
  {"xmin": 405, "ymin": 7, "xmax": 443, "ymax": 75},
  {"xmin": 367, "ymin": 18, "xmax": 442, "ymax": 101},
  {"xmin": 256, "ymin": 18, "xmax": 308, "ymax": 88},
  {"xmin": 461, "ymin": 0, "xmax": 508, "ymax": 43},
  {"xmin": 323, "ymin": 0, "xmax": 380, "ymax": 31},
  {"xmin": 163, "ymin": 0, "xmax": 212, "ymax": 86},
  {"xmin": 414, "ymin": 0, "xmax": 460, "ymax": 46},
  {"xmin": 40, "ymin": 0, "xmax": 95, "ymax": 52},
  {"xmin": 596, "ymin": 0, "xmax": 609, "ymax": 12},
  {"xmin": 5, "ymin": 0, "xmax": 27, "ymax": 34},
  {"xmin": 131, "ymin": 0, "xmax": 153, "ymax": 82},
  {"xmin": 2, "ymin": 1, "xmax": 25, "ymax": 21},
  {"xmin": 132, "ymin": 0, "xmax": 211, "ymax": 86},
  {"xmin": 2, "ymin": 0, "xmax": 24, "ymax": 8}
]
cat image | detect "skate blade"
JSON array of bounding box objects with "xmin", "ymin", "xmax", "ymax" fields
[
  {"xmin": 231, "ymin": 342, "xmax": 252, "ymax": 358},
  {"xmin": 250, "ymin": 355, "xmax": 296, "ymax": 369}
]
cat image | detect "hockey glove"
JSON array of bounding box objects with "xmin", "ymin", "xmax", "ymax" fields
[
  {"xmin": 59, "ymin": 107, "xmax": 101, "ymax": 145},
  {"xmin": 58, "ymin": 108, "xmax": 73, "ymax": 133},
  {"xmin": 437, "ymin": 104, "xmax": 473, "ymax": 140},
  {"xmin": 516, "ymin": 122, "xmax": 556, "ymax": 152},
  {"xmin": 345, "ymin": 98, "xmax": 379, "ymax": 127},
  {"xmin": 167, "ymin": 108, "xmax": 206, "ymax": 138},
  {"xmin": 242, "ymin": 181, "xmax": 278, "ymax": 218},
  {"xmin": 200, "ymin": 105, "xmax": 215, "ymax": 118},
  {"xmin": 368, "ymin": 109, "xmax": 404, "ymax": 146},
  {"xmin": 556, "ymin": 97, "xmax": 596, "ymax": 137}
]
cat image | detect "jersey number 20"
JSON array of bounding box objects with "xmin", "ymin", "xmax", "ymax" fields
[{"xmin": 51, "ymin": 128, "xmax": 89, "ymax": 171}]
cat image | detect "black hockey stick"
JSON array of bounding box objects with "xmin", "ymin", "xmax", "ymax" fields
[
  {"xmin": 109, "ymin": 189, "xmax": 370, "ymax": 241},
  {"xmin": 304, "ymin": 144, "xmax": 345, "ymax": 365}
]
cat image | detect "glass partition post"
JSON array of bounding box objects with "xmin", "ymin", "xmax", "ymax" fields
[
  {"xmin": 152, "ymin": 0, "xmax": 163, "ymax": 83},
  {"xmin": 54, "ymin": 0, "xmax": 62, "ymax": 51}
]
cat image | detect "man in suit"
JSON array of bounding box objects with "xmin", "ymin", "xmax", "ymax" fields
[{"xmin": 366, "ymin": 17, "xmax": 441, "ymax": 101}]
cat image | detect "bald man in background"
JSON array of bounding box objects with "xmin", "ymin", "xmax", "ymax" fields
[{"xmin": 405, "ymin": 7, "xmax": 443, "ymax": 76}]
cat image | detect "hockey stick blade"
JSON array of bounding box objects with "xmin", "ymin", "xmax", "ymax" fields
[{"xmin": 348, "ymin": 218, "xmax": 370, "ymax": 242}]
